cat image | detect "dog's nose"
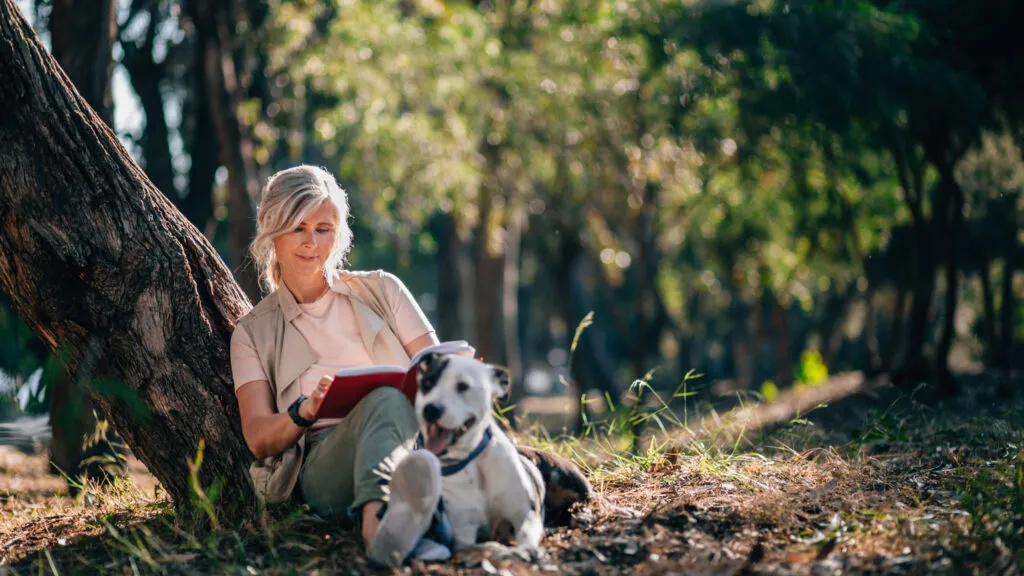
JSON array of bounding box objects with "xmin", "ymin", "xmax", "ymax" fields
[{"xmin": 422, "ymin": 403, "xmax": 445, "ymax": 424}]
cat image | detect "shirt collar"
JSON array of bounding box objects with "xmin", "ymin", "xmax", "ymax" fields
[{"xmin": 277, "ymin": 273, "xmax": 351, "ymax": 322}]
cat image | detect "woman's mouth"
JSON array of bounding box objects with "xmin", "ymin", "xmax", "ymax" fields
[{"xmin": 422, "ymin": 416, "xmax": 478, "ymax": 455}]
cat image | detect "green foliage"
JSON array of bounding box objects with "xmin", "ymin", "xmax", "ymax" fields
[{"xmin": 795, "ymin": 348, "xmax": 829, "ymax": 387}]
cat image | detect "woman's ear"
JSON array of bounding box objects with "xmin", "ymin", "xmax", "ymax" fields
[{"xmin": 490, "ymin": 365, "xmax": 511, "ymax": 399}]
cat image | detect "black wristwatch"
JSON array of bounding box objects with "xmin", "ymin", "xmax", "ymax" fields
[{"xmin": 287, "ymin": 396, "xmax": 316, "ymax": 428}]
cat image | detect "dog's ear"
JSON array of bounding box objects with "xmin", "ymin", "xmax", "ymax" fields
[
  {"xmin": 416, "ymin": 352, "xmax": 448, "ymax": 393},
  {"xmin": 490, "ymin": 365, "xmax": 510, "ymax": 399}
]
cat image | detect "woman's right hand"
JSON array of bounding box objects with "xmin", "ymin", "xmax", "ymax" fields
[{"xmin": 298, "ymin": 375, "xmax": 333, "ymax": 421}]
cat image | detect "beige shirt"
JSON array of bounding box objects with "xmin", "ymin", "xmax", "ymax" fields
[{"xmin": 231, "ymin": 272, "xmax": 434, "ymax": 428}]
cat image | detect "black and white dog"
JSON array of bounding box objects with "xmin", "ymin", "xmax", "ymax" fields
[{"xmin": 414, "ymin": 353, "xmax": 546, "ymax": 557}]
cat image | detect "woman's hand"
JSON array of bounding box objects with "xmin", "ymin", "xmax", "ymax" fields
[{"xmin": 299, "ymin": 375, "xmax": 333, "ymax": 421}]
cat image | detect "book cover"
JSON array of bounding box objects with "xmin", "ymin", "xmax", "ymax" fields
[{"xmin": 313, "ymin": 340, "xmax": 476, "ymax": 419}]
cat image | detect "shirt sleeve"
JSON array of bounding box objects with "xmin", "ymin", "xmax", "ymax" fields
[
  {"xmin": 381, "ymin": 272, "xmax": 436, "ymax": 346},
  {"xmin": 230, "ymin": 325, "xmax": 270, "ymax": 391}
]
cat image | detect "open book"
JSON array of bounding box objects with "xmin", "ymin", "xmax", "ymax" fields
[{"xmin": 313, "ymin": 340, "xmax": 476, "ymax": 419}]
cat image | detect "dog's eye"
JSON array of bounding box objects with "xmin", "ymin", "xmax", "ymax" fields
[{"xmin": 456, "ymin": 381, "xmax": 470, "ymax": 393}]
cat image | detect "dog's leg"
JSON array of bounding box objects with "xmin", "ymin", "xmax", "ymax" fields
[
  {"xmin": 451, "ymin": 521, "xmax": 480, "ymax": 552},
  {"xmin": 513, "ymin": 509, "xmax": 545, "ymax": 558}
]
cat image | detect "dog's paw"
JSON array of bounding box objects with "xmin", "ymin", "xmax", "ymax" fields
[
  {"xmin": 513, "ymin": 544, "xmax": 546, "ymax": 564},
  {"xmin": 460, "ymin": 541, "xmax": 544, "ymax": 565}
]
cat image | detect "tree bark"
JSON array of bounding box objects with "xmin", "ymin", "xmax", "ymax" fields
[
  {"xmin": 629, "ymin": 181, "xmax": 659, "ymax": 450},
  {"xmin": 121, "ymin": 4, "xmax": 177, "ymax": 200},
  {"xmin": 861, "ymin": 282, "xmax": 881, "ymax": 374},
  {"xmin": 473, "ymin": 169, "xmax": 504, "ymax": 364},
  {"xmin": 932, "ymin": 162, "xmax": 963, "ymax": 394},
  {"xmin": 772, "ymin": 297, "xmax": 792, "ymax": 384},
  {"xmin": 180, "ymin": 28, "xmax": 219, "ymax": 233},
  {"xmin": 882, "ymin": 282, "xmax": 909, "ymax": 373},
  {"xmin": 979, "ymin": 255, "xmax": 997, "ymax": 364},
  {"xmin": 48, "ymin": 0, "xmax": 125, "ymax": 489},
  {"xmin": 502, "ymin": 199, "xmax": 524, "ymax": 408},
  {"xmin": 1000, "ymin": 251, "xmax": 1016, "ymax": 374},
  {"xmin": 891, "ymin": 142, "xmax": 934, "ymax": 381},
  {"xmin": 432, "ymin": 212, "xmax": 464, "ymax": 341},
  {"xmin": 188, "ymin": 0, "xmax": 261, "ymax": 301},
  {"xmin": 49, "ymin": 0, "xmax": 116, "ymax": 127},
  {"xmin": 0, "ymin": 0, "xmax": 256, "ymax": 510}
]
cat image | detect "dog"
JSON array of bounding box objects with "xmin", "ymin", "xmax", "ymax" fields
[{"xmin": 414, "ymin": 353, "xmax": 546, "ymax": 558}]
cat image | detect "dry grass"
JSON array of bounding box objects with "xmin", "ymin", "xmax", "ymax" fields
[{"xmin": 0, "ymin": 372, "xmax": 1022, "ymax": 574}]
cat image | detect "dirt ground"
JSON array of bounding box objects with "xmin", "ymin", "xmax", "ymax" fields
[{"xmin": 0, "ymin": 372, "xmax": 1021, "ymax": 574}]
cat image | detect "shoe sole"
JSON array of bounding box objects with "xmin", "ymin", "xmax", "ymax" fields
[{"xmin": 369, "ymin": 451, "xmax": 442, "ymax": 567}]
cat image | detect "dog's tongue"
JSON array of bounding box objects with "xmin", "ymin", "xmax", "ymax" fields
[{"xmin": 424, "ymin": 423, "xmax": 451, "ymax": 455}]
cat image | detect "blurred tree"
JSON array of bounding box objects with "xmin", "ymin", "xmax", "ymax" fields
[
  {"xmin": 957, "ymin": 133, "xmax": 1024, "ymax": 372},
  {"xmin": 685, "ymin": 0, "xmax": 1023, "ymax": 392},
  {"xmin": 120, "ymin": 0, "xmax": 177, "ymax": 199},
  {"xmin": 185, "ymin": 0, "xmax": 261, "ymax": 300}
]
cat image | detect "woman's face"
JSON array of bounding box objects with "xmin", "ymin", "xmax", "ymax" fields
[{"xmin": 273, "ymin": 200, "xmax": 338, "ymax": 287}]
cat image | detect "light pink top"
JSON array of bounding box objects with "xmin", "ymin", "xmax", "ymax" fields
[{"xmin": 231, "ymin": 273, "xmax": 435, "ymax": 428}]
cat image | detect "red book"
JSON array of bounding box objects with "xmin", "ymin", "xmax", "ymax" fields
[{"xmin": 313, "ymin": 341, "xmax": 476, "ymax": 419}]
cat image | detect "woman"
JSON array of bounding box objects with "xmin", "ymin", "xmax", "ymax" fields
[{"xmin": 231, "ymin": 165, "xmax": 449, "ymax": 566}]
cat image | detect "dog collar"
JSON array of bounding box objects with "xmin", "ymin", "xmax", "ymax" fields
[{"xmin": 416, "ymin": 427, "xmax": 493, "ymax": 476}]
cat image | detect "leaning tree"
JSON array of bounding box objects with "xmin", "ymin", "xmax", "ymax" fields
[{"xmin": 0, "ymin": 0, "xmax": 256, "ymax": 509}]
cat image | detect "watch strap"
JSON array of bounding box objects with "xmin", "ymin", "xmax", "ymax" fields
[{"xmin": 288, "ymin": 396, "xmax": 316, "ymax": 428}]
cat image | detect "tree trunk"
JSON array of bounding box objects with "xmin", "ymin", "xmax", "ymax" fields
[
  {"xmin": 122, "ymin": 4, "xmax": 177, "ymax": 200},
  {"xmin": 48, "ymin": 0, "xmax": 116, "ymax": 127},
  {"xmin": 188, "ymin": 0, "xmax": 261, "ymax": 300},
  {"xmin": 933, "ymin": 166, "xmax": 963, "ymax": 394},
  {"xmin": 902, "ymin": 229, "xmax": 936, "ymax": 378},
  {"xmin": 0, "ymin": 0, "xmax": 256, "ymax": 511},
  {"xmin": 473, "ymin": 180, "xmax": 504, "ymax": 364},
  {"xmin": 773, "ymin": 297, "xmax": 792, "ymax": 384},
  {"xmin": 861, "ymin": 282, "xmax": 881, "ymax": 375},
  {"xmin": 180, "ymin": 30, "xmax": 219, "ymax": 233},
  {"xmin": 882, "ymin": 282, "xmax": 909, "ymax": 373},
  {"xmin": 629, "ymin": 182, "xmax": 658, "ymax": 451},
  {"xmin": 48, "ymin": 0, "xmax": 125, "ymax": 490},
  {"xmin": 433, "ymin": 212, "xmax": 464, "ymax": 341},
  {"xmin": 1000, "ymin": 252, "xmax": 1016, "ymax": 374},
  {"xmin": 979, "ymin": 256, "xmax": 997, "ymax": 364},
  {"xmin": 502, "ymin": 199, "xmax": 524, "ymax": 410},
  {"xmin": 891, "ymin": 142, "xmax": 934, "ymax": 382}
]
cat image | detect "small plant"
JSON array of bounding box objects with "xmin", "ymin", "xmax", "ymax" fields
[{"xmin": 794, "ymin": 348, "xmax": 828, "ymax": 387}]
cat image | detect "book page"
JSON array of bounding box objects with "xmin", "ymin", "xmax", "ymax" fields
[
  {"xmin": 334, "ymin": 365, "xmax": 405, "ymax": 377},
  {"xmin": 407, "ymin": 340, "xmax": 476, "ymax": 369}
]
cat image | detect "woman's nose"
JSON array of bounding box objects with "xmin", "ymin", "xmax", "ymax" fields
[{"xmin": 302, "ymin": 231, "xmax": 317, "ymax": 246}]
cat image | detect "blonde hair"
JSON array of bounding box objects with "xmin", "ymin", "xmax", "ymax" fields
[{"xmin": 250, "ymin": 165, "xmax": 353, "ymax": 292}]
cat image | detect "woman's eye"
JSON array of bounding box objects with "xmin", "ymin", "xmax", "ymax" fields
[
  {"xmin": 316, "ymin": 228, "xmax": 332, "ymax": 234},
  {"xmin": 456, "ymin": 382, "xmax": 469, "ymax": 393}
]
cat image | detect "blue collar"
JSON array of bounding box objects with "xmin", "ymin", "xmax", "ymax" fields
[{"xmin": 416, "ymin": 427, "xmax": 493, "ymax": 476}]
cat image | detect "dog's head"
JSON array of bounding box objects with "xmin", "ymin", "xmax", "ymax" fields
[{"xmin": 414, "ymin": 353, "xmax": 509, "ymax": 456}]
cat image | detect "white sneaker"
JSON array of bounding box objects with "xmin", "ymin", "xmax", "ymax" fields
[
  {"xmin": 369, "ymin": 450, "xmax": 442, "ymax": 567},
  {"xmin": 410, "ymin": 538, "xmax": 452, "ymax": 562}
]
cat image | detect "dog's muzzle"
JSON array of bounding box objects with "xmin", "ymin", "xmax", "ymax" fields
[{"xmin": 421, "ymin": 415, "xmax": 478, "ymax": 456}]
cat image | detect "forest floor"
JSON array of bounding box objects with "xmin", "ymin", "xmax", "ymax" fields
[{"xmin": 1, "ymin": 371, "xmax": 1023, "ymax": 575}]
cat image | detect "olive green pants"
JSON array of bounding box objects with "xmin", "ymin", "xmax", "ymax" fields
[{"xmin": 299, "ymin": 387, "xmax": 417, "ymax": 517}]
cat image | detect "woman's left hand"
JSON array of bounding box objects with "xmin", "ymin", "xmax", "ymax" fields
[{"xmin": 299, "ymin": 375, "xmax": 333, "ymax": 421}]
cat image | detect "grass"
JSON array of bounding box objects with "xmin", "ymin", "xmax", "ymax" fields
[{"xmin": 1, "ymin": 371, "xmax": 1023, "ymax": 574}]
